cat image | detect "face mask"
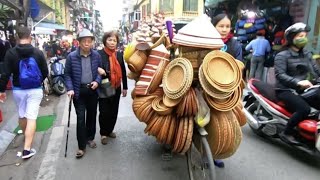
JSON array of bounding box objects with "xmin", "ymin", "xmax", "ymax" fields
[{"xmin": 293, "ymin": 37, "xmax": 308, "ymax": 48}]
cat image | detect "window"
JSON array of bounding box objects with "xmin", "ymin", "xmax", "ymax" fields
[
  {"xmin": 183, "ymin": 0, "xmax": 198, "ymax": 11},
  {"xmin": 160, "ymin": 0, "xmax": 174, "ymax": 12},
  {"xmin": 147, "ymin": 2, "xmax": 151, "ymax": 16}
]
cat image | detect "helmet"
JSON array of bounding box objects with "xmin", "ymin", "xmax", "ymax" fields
[
  {"xmin": 77, "ymin": 29, "xmax": 94, "ymax": 41},
  {"xmin": 284, "ymin": 22, "xmax": 310, "ymax": 45}
]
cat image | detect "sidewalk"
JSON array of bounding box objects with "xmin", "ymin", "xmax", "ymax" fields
[
  {"xmin": 0, "ymin": 80, "xmax": 189, "ymax": 180},
  {"xmin": 0, "ymin": 90, "xmax": 18, "ymax": 156},
  {"xmin": 0, "ymin": 90, "xmax": 61, "ymax": 156}
]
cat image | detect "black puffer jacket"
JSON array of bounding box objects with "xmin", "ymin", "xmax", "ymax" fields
[{"xmin": 274, "ymin": 48, "xmax": 320, "ymax": 91}]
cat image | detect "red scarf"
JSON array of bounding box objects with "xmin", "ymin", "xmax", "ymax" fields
[
  {"xmin": 104, "ymin": 47, "xmax": 122, "ymax": 88},
  {"xmin": 222, "ymin": 33, "xmax": 234, "ymax": 43}
]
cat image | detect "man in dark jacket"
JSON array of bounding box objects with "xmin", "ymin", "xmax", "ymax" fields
[
  {"xmin": 0, "ymin": 26, "xmax": 48, "ymax": 159},
  {"xmin": 64, "ymin": 29, "xmax": 102, "ymax": 158}
]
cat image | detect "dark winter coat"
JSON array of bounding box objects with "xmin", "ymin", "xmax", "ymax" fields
[
  {"xmin": 64, "ymin": 48, "xmax": 102, "ymax": 99},
  {"xmin": 226, "ymin": 38, "xmax": 243, "ymax": 61},
  {"xmin": 97, "ymin": 50, "xmax": 128, "ymax": 90},
  {"xmin": 274, "ymin": 48, "xmax": 320, "ymax": 90}
]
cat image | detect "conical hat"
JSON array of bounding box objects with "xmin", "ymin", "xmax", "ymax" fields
[
  {"xmin": 173, "ymin": 15, "xmax": 224, "ymax": 49},
  {"xmin": 177, "ymin": 14, "xmax": 221, "ymax": 39}
]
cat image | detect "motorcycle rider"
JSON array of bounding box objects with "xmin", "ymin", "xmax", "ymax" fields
[{"xmin": 274, "ymin": 22, "xmax": 320, "ymax": 145}]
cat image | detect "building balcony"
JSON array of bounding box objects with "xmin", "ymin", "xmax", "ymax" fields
[
  {"xmin": 163, "ymin": 11, "xmax": 174, "ymax": 17},
  {"xmin": 182, "ymin": 11, "xmax": 198, "ymax": 17}
]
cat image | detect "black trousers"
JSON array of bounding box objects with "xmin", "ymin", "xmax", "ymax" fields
[
  {"xmin": 73, "ymin": 87, "xmax": 98, "ymax": 150},
  {"xmin": 276, "ymin": 90, "xmax": 311, "ymax": 134},
  {"xmin": 98, "ymin": 87, "xmax": 121, "ymax": 136}
]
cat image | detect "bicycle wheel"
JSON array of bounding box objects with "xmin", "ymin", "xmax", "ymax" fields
[{"xmin": 187, "ymin": 135, "xmax": 215, "ymax": 180}]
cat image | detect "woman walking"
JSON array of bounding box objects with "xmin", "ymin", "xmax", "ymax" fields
[
  {"xmin": 97, "ymin": 31, "xmax": 128, "ymax": 145},
  {"xmin": 211, "ymin": 13, "xmax": 243, "ymax": 168}
]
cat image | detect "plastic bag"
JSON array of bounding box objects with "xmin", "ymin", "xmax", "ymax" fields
[{"xmin": 194, "ymin": 88, "xmax": 210, "ymax": 127}]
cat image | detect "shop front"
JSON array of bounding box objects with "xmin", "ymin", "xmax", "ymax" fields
[{"xmin": 205, "ymin": 0, "xmax": 317, "ymax": 52}]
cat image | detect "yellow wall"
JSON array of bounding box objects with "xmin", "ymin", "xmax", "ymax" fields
[{"xmin": 143, "ymin": 0, "xmax": 204, "ymax": 22}]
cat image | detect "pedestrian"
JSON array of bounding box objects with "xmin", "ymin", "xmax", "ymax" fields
[
  {"xmin": 0, "ymin": 26, "xmax": 48, "ymax": 159},
  {"xmin": 97, "ymin": 31, "xmax": 128, "ymax": 145},
  {"xmin": 64, "ymin": 29, "xmax": 102, "ymax": 158},
  {"xmin": 212, "ymin": 13, "xmax": 243, "ymax": 61},
  {"xmin": 245, "ymin": 29, "xmax": 271, "ymax": 80},
  {"xmin": 274, "ymin": 23, "xmax": 320, "ymax": 145},
  {"xmin": 211, "ymin": 13, "xmax": 243, "ymax": 168}
]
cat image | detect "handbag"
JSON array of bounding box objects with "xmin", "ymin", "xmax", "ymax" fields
[{"xmin": 98, "ymin": 78, "xmax": 116, "ymax": 98}]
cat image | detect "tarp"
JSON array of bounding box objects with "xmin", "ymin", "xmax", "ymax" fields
[
  {"xmin": 30, "ymin": 0, "xmax": 40, "ymax": 19},
  {"xmin": 35, "ymin": 22, "xmax": 66, "ymax": 30},
  {"xmin": 33, "ymin": 27, "xmax": 56, "ymax": 35}
]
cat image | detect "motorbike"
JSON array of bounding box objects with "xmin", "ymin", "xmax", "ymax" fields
[
  {"xmin": 243, "ymin": 69, "xmax": 320, "ymax": 156},
  {"xmin": 46, "ymin": 56, "xmax": 66, "ymax": 95}
]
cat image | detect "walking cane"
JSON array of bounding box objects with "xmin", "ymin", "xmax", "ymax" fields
[{"xmin": 65, "ymin": 97, "xmax": 72, "ymax": 157}]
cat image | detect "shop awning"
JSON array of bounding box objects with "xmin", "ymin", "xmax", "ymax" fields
[
  {"xmin": 33, "ymin": 27, "xmax": 57, "ymax": 35},
  {"xmin": 35, "ymin": 22, "xmax": 66, "ymax": 30}
]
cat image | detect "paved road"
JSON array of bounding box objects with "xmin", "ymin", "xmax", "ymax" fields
[{"xmin": 0, "ymin": 79, "xmax": 320, "ymax": 180}]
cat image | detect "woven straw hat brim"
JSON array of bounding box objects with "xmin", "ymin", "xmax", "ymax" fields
[
  {"xmin": 203, "ymin": 52, "xmax": 236, "ymax": 85},
  {"xmin": 198, "ymin": 65, "xmax": 233, "ymax": 99},
  {"xmin": 148, "ymin": 59, "xmax": 170, "ymax": 93},
  {"xmin": 218, "ymin": 111, "xmax": 235, "ymax": 155},
  {"xmin": 179, "ymin": 116, "xmax": 194, "ymax": 154},
  {"xmin": 164, "ymin": 63, "xmax": 187, "ymax": 93},
  {"xmin": 165, "ymin": 116, "xmax": 176, "ymax": 145},
  {"xmin": 205, "ymin": 112, "xmax": 222, "ymax": 155},
  {"xmin": 202, "ymin": 51, "xmax": 242, "ymax": 92},
  {"xmin": 173, "ymin": 118, "xmax": 184, "ymax": 152},
  {"xmin": 157, "ymin": 115, "xmax": 171, "ymax": 144},
  {"xmin": 233, "ymin": 104, "xmax": 247, "ymax": 126},
  {"xmin": 214, "ymin": 117, "xmax": 242, "ymax": 159},
  {"xmin": 163, "ymin": 94, "xmax": 182, "ymax": 107},
  {"xmin": 144, "ymin": 113, "xmax": 160, "ymax": 134},
  {"xmin": 163, "ymin": 58, "xmax": 194, "ymax": 99},
  {"xmin": 177, "ymin": 117, "xmax": 189, "ymax": 153},
  {"xmin": 151, "ymin": 97, "xmax": 173, "ymax": 115},
  {"xmin": 204, "ymin": 86, "xmax": 241, "ymax": 112}
]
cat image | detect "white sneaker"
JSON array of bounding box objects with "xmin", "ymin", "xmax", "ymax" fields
[{"xmin": 22, "ymin": 148, "xmax": 36, "ymax": 159}]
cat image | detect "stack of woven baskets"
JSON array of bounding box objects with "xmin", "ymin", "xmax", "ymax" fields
[{"xmin": 127, "ymin": 14, "xmax": 247, "ymax": 158}]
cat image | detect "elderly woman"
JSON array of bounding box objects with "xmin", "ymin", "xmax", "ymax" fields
[{"xmin": 97, "ymin": 31, "xmax": 128, "ymax": 145}]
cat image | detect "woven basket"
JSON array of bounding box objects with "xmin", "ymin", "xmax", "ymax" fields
[
  {"xmin": 163, "ymin": 57, "xmax": 194, "ymax": 99},
  {"xmin": 128, "ymin": 50, "xmax": 148, "ymax": 73}
]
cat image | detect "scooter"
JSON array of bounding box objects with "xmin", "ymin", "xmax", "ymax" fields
[
  {"xmin": 47, "ymin": 56, "xmax": 66, "ymax": 95},
  {"xmin": 243, "ymin": 69, "xmax": 320, "ymax": 156}
]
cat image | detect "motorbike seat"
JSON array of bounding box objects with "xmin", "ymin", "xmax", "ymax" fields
[{"xmin": 248, "ymin": 78, "xmax": 292, "ymax": 118}]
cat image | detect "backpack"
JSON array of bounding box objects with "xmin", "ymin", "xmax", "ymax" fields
[{"xmin": 19, "ymin": 57, "xmax": 43, "ymax": 89}]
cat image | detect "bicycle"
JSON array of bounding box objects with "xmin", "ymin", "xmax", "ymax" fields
[{"xmin": 187, "ymin": 126, "xmax": 215, "ymax": 180}]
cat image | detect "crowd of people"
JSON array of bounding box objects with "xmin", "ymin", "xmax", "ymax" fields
[
  {"xmin": 0, "ymin": 27, "xmax": 127, "ymax": 159},
  {"xmin": 0, "ymin": 13, "xmax": 319, "ymax": 167}
]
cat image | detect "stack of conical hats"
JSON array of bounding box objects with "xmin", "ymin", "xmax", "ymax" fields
[{"xmin": 173, "ymin": 14, "xmax": 224, "ymax": 49}]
